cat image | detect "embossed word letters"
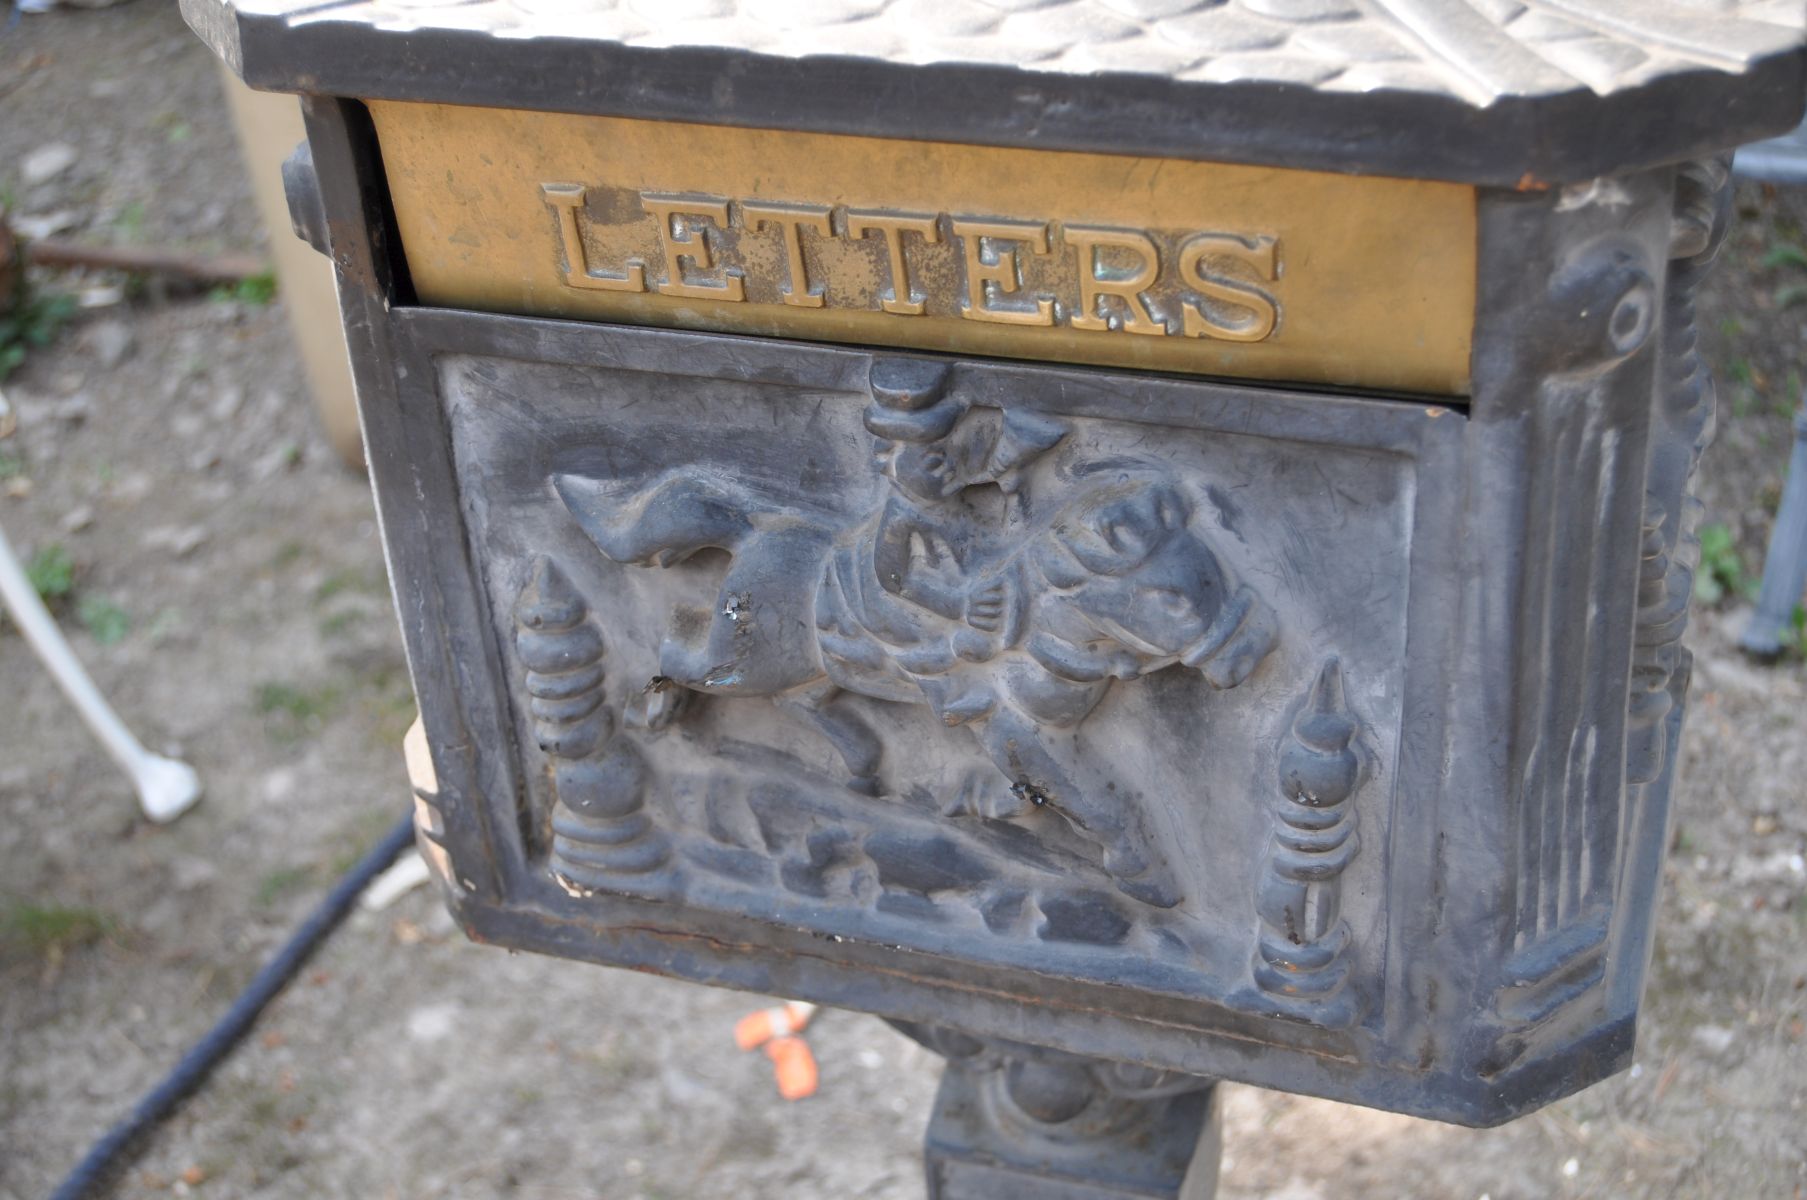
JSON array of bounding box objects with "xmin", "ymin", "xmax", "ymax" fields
[{"xmin": 542, "ymin": 185, "xmax": 1282, "ymax": 343}]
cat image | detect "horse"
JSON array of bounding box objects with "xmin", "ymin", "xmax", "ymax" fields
[{"xmin": 553, "ymin": 456, "xmax": 1277, "ymax": 909}]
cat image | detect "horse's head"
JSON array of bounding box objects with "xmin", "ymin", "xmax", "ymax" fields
[{"xmin": 1028, "ymin": 476, "xmax": 1277, "ymax": 689}]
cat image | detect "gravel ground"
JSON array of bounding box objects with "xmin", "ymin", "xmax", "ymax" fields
[{"xmin": 2, "ymin": 5, "xmax": 1804, "ymax": 1198}]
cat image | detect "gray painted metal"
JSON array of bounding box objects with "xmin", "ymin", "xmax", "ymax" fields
[
  {"xmin": 267, "ymin": 99, "xmax": 1726, "ymax": 1126},
  {"xmin": 1741, "ymin": 399, "xmax": 1807, "ymax": 656},
  {"xmin": 912, "ymin": 1025, "xmax": 1222, "ymax": 1199},
  {"xmin": 1737, "ymin": 113, "xmax": 1807, "ymax": 184},
  {"xmin": 178, "ymin": 0, "xmax": 1804, "ymax": 1188},
  {"xmin": 185, "ymin": 0, "xmax": 1805, "ymax": 185}
]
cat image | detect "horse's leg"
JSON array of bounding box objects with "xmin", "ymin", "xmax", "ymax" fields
[
  {"xmin": 966, "ymin": 707, "xmax": 1183, "ymax": 909},
  {"xmin": 778, "ymin": 679, "xmax": 886, "ymax": 796}
]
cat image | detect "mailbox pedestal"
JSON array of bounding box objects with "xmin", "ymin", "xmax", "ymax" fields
[{"xmin": 187, "ymin": 2, "xmax": 1804, "ymax": 1194}]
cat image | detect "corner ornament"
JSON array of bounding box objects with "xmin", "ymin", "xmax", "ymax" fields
[
  {"xmin": 514, "ymin": 558, "xmax": 675, "ymax": 897},
  {"xmin": 1254, "ymin": 658, "xmax": 1365, "ymax": 1027}
]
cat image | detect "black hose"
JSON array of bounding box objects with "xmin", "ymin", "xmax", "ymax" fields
[{"xmin": 49, "ymin": 810, "xmax": 418, "ymax": 1200}]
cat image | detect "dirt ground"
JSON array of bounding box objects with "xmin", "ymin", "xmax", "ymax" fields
[{"xmin": 1, "ymin": 5, "xmax": 1804, "ymax": 1198}]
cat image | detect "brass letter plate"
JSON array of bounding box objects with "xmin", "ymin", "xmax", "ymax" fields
[{"xmin": 370, "ymin": 102, "xmax": 1477, "ymax": 396}]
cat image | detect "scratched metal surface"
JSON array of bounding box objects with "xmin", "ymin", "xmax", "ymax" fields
[
  {"xmin": 186, "ymin": 0, "xmax": 1805, "ymax": 184},
  {"xmin": 220, "ymin": 0, "xmax": 1806, "ymax": 102}
]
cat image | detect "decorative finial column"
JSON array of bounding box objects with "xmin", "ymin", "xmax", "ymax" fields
[
  {"xmin": 1253, "ymin": 658, "xmax": 1363, "ymax": 1025},
  {"xmin": 513, "ymin": 558, "xmax": 671, "ymax": 891}
]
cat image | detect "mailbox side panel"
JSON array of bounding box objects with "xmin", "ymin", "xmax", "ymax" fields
[{"xmin": 1445, "ymin": 162, "xmax": 1724, "ymax": 1104}]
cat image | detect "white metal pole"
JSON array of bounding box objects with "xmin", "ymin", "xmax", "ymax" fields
[{"xmin": 0, "ymin": 519, "xmax": 200, "ymax": 822}]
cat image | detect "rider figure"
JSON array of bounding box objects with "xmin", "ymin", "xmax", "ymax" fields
[{"xmin": 849, "ymin": 358, "xmax": 1066, "ymax": 668}]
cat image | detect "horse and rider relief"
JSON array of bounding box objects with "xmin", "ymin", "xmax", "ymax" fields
[{"xmin": 548, "ymin": 357, "xmax": 1281, "ymax": 916}]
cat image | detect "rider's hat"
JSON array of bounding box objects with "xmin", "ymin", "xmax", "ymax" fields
[{"xmin": 864, "ymin": 357, "xmax": 965, "ymax": 442}]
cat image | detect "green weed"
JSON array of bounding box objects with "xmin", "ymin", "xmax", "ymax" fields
[
  {"xmin": 144, "ymin": 607, "xmax": 183, "ymax": 642},
  {"xmin": 25, "ymin": 544, "xmax": 74, "ymax": 604},
  {"xmin": 209, "ymin": 271, "xmax": 278, "ymax": 308},
  {"xmin": 0, "ymin": 289, "xmax": 77, "ymax": 381},
  {"xmin": 76, "ymin": 594, "xmax": 129, "ymax": 645},
  {"xmin": 312, "ymin": 567, "xmax": 382, "ymax": 605},
  {"xmin": 1693, "ymin": 523, "xmax": 1750, "ymax": 606},
  {"xmin": 255, "ymin": 680, "xmax": 342, "ymax": 724},
  {"xmin": 254, "ymin": 680, "xmax": 347, "ymax": 744},
  {"xmin": 327, "ymin": 808, "xmax": 406, "ymax": 877},
  {"xmin": 360, "ymin": 675, "xmax": 419, "ymax": 752},
  {"xmin": 254, "ymin": 865, "xmax": 314, "ymax": 907},
  {"xmin": 114, "ymin": 202, "xmax": 146, "ymax": 242},
  {"xmin": 0, "ymin": 900, "xmax": 116, "ymax": 956},
  {"xmin": 1762, "ymin": 242, "xmax": 1807, "ymax": 271}
]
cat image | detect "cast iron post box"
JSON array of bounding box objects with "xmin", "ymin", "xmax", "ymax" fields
[{"xmin": 188, "ymin": 2, "xmax": 1805, "ymax": 1194}]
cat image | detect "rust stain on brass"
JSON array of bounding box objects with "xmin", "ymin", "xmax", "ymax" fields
[{"xmin": 369, "ymin": 101, "xmax": 1477, "ymax": 395}]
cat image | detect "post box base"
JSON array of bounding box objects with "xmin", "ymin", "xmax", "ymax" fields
[{"xmin": 917, "ymin": 1027, "xmax": 1221, "ymax": 1200}]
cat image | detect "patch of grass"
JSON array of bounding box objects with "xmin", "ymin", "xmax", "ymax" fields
[
  {"xmin": 317, "ymin": 610, "xmax": 362, "ymax": 639},
  {"xmin": 76, "ymin": 594, "xmax": 129, "ymax": 645},
  {"xmin": 0, "ymin": 451, "xmax": 24, "ymax": 480},
  {"xmin": 326, "ymin": 808, "xmax": 406, "ymax": 877},
  {"xmin": 1694, "ymin": 523, "xmax": 1751, "ymax": 606},
  {"xmin": 312, "ymin": 567, "xmax": 382, "ymax": 605},
  {"xmin": 151, "ymin": 112, "xmax": 192, "ymax": 146},
  {"xmin": 255, "ymin": 681, "xmax": 341, "ymax": 721},
  {"xmin": 114, "ymin": 202, "xmax": 146, "ymax": 243},
  {"xmin": 25, "ymin": 543, "xmax": 74, "ymax": 605},
  {"xmin": 144, "ymin": 606, "xmax": 183, "ymax": 643},
  {"xmin": 254, "ymin": 865, "xmax": 314, "ymax": 908},
  {"xmin": 1762, "ymin": 241, "xmax": 1807, "ymax": 271},
  {"xmin": 271, "ymin": 539, "xmax": 306, "ymax": 569},
  {"xmin": 360, "ymin": 676, "xmax": 419, "ymax": 753},
  {"xmin": 1775, "ymin": 371, "xmax": 1807, "ymax": 419},
  {"xmin": 1790, "ymin": 604, "xmax": 1807, "ymax": 660},
  {"xmin": 209, "ymin": 270, "xmax": 278, "ymax": 308},
  {"xmin": 0, "ymin": 288, "xmax": 77, "ymax": 382},
  {"xmin": 254, "ymin": 680, "xmax": 343, "ymax": 742},
  {"xmin": 0, "ymin": 900, "xmax": 117, "ymax": 957}
]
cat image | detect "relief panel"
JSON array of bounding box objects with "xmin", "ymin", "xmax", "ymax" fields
[{"xmin": 431, "ymin": 337, "xmax": 1436, "ymax": 1030}]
